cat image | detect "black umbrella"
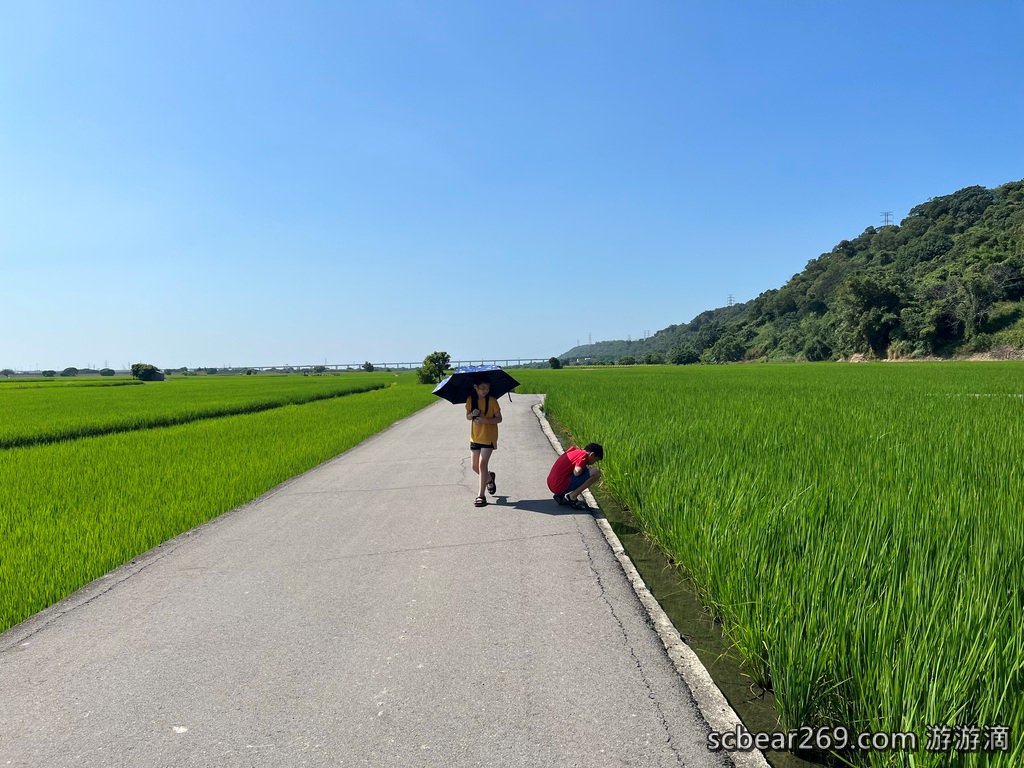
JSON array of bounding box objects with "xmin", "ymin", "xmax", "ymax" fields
[{"xmin": 432, "ymin": 365, "xmax": 520, "ymax": 404}]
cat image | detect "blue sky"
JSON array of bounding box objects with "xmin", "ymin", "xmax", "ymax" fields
[{"xmin": 2, "ymin": 1, "xmax": 1022, "ymax": 370}]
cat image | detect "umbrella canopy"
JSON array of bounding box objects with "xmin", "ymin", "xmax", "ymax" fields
[{"xmin": 432, "ymin": 365, "xmax": 521, "ymax": 404}]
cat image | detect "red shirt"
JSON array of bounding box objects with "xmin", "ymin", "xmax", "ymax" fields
[{"xmin": 547, "ymin": 446, "xmax": 589, "ymax": 493}]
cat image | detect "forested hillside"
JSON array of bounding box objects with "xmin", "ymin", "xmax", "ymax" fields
[{"xmin": 562, "ymin": 180, "xmax": 1024, "ymax": 363}]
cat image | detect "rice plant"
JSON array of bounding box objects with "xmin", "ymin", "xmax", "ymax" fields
[
  {"xmin": 0, "ymin": 373, "xmax": 395, "ymax": 449},
  {"xmin": 517, "ymin": 362, "xmax": 1024, "ymax": 767},
  {"xmin": 0, "ymin": 381, "xmax": 434, "ymax": 634}
]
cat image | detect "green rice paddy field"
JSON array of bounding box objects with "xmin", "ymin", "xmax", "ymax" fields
[
  {"xmin": 2, "ymin": 363, "xmax": 1022, "ymax": 767},
  {"xmin": 516, "ymin": 362, "xmax": 1024, "ymax": 768},
  {"xmin": 0, "ymin": 372, "xmax": 396, "ymax": 448},
  {"xmin": 0, "ymin": 373, "xmax": 434, "ymax": 633}
]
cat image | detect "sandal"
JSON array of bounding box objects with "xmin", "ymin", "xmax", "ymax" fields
[
  {"xmin": 565, "ymin": 496, "xmax": 589, "ymax": 511},
  {"xmin": 474, "ymin": 496, "xmax": 487, "ymax": 507},
  {"xmin": 487, "ymin": 471, "xmax": 496, "ymax": 495}
]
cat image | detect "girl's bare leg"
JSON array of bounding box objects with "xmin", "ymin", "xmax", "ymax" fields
[{"xmin": 477, "ymin": 447, "xmax": 493, "ymax": 498}]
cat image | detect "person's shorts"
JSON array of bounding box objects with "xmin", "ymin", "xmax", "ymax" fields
[
  {"xmin": 564, "ymin": 467, "xmax": 590, "ymax": 493},
  {"xmin": 470, "ymin": 442, "xmax": 496, "ymax": 451}
]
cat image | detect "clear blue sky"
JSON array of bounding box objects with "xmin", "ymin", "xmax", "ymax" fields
[{"xmin": 3, "ymin": 1, "xmax": 1022, "ymax": 370}]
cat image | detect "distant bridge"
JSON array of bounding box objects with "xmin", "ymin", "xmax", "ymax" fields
[
  {"xmin": 4, "ymin": 360, "xmax": 557, "ymax": 376},
  {"xmin": 242, "ymin": 358, "xmax": 553, "ymax": 372},
  {"xmin": 4, "ymin": 359, "xmax": 557, "ymax": 376}
]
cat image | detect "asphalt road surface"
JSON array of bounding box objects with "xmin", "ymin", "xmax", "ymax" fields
[{"xmin": 1, "ymin": 395, "xmax": 737, "ymax": 768}]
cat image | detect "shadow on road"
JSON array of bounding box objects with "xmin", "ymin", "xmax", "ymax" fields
[{"xmin": 501, "ymin": 497, "xmax": 595, "ymax": 517}]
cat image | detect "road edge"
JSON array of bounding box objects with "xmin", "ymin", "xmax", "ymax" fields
[
  {"xmin": 0, "ymin": 401, "xmax": 442, "ymax": 653},
  {"xmin": 531, "ymin": 398, "xmax": 770, "ymax": 768}
]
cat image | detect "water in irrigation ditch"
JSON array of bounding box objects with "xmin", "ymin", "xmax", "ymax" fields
[
  {"xmin": 542, "ymin": 411, "xmax": 818, "ymax": 766},
  {"xmin": 590, "ymin": 483, "xmax": 822, "ymax": 768}
]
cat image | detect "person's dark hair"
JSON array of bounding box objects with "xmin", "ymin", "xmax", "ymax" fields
[
  {"xmin": 471, "ymin": 376, "xmax": 490, "ymax": 414},
  {"xmin": 584, "ymin": 442, "xmax": 604, "ymax": 460}
]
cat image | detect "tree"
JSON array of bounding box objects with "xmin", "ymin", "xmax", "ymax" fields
[
  {"xmin": 417, "ymin": 351, "xmax": 451, "ymax": 384},
  {"xmin": 668, "ymin": 344, "xmax": 699, "ymax": 365},
  {"xmin": 694, "ymin": 321, "xmax": 724, "ymax": 353},
  {"xmin": 0, "ymin": 369, "xmax": 13, "ymax": 377},
  {"xmin": 900, "ymin": 280, "xmax": 963, "ymax": 353},
  {"xmin": 313, "ymin": 365, "xmax": 327, "ymax": 374},
  {"xmin": 951, "ymin": 274, "xmax": 997, "ymax": 340},
  {"xmin": 61, "ymin": 367, "xmax": 79, "ymax": 377},
  {"xmin": 42, "ymin": 370, "xmax": 56, "ymax": 377},
  {"xmin": 705, "ymin": 334, "xmax": 746, "ymax": 363},
  {"xmin": 831, "ymin": 275, "xmax": 904, "ymax": 357},
  {"xmin": 130, "ymin": 363, "xmax": 164, "ymax": 381},
  {"xmin": 803, "ymin": 337, "xmax": 832, "ymax": 362},
  {"xmin": 548, "ymin": 357, "xmax": 562, "ymax": 369},
  {"xmin": 99, "ymin": 368, "xmax": 116, "ymax": 376},
  {"xmin": 617, "ymin": 355, "xmax": 637, "ymax": 366},
  {"xmin": 988, "ymin": 259, "xmax": 1024, "ymax": 301},
  {"xmin": 362, "ymin": 361, "xmax": 375, "ymax": 372}
]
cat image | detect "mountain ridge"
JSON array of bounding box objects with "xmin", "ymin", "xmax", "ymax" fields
[{"xmin": 561, "ymin": 179, "xmax": 1024, "ymax": 363}]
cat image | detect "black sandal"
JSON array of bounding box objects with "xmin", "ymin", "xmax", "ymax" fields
[
  {"xmin": 565, "ymin": 496, "xmax": 589, "ymax": 511},
  {"xmin": 474, "ymin": 496, "xmax": 487, "ymax": 507},
  {"xmin": 487, "ymin": 471, "xmax": 496, "ymax": 494}
]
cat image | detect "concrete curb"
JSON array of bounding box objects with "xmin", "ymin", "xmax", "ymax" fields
[{"xmin": 531, "ymin": 399, "xmax": 771, "ymax": 768}]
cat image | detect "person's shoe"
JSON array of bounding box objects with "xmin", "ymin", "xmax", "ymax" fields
[
  {"xmin": 565, "ymin": 496, "xmax": 589, "ymax": 511},
  {"xmin": 553, "ymin": 493, "xmax": 569, "ymax": 506}
]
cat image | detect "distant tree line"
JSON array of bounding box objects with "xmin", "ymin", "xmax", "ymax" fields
[{"xmin": 23, "ymin": 367, "xmax": 120, "ymax": 377}]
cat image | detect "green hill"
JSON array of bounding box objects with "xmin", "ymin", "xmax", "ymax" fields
[{"xmin": 562, "ymin": 179, "xmax": 1024, "ymax": 363}]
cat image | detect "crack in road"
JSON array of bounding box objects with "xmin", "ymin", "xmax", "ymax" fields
[{"xmin": 574, "ymin": 514, "xmax": 688, "ymax": 766}]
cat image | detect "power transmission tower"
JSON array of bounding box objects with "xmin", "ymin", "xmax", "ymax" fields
[
  {"xmin": 881, "ymin": 211, "xmax": 893, "ymax": 227},
  {"xmin": 727, "ymin": 294, "xmax": 734, "ymax": 307}
]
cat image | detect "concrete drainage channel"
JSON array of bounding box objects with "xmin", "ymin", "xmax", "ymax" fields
[{"xmin": 532, "ymin": 400, "xmax": 773, "ymax": 768}]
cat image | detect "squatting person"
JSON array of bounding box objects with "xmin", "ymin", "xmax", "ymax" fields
[{"xmin": 547, "ymin": 442, "xmax": 603, "ymax": 510}]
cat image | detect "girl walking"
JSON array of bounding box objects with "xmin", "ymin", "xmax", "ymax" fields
[{"xmin": 467, "ymin": 375, "xmax": 502, "ymax": 507}]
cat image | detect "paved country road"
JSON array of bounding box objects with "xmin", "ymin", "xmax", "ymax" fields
[{"xmin": 1, "ymin": 395, "xmax": 739, "ymax": 768}]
